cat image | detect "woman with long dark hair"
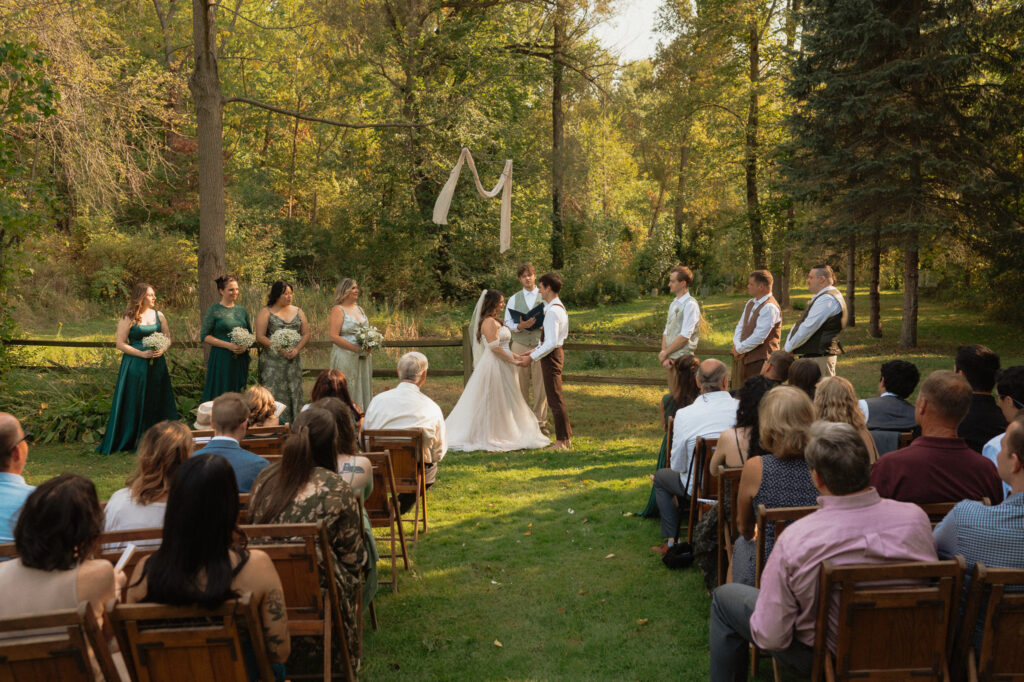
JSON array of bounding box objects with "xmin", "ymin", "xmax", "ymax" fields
[
  {"xmin": 200, "ymin": 274, "xmax": 253, "ymax": 402},
  {"xmin": 126, "ymin": 454, "xmax": 290, "ymax": 681},
  {"xmin": 98, "ymin": 282, "xmax": 178, "ymax": 454},
  {"xmin": 307, "ymin": 369, "xmax": 364, "ymax": 427},
  {"xmin": 248, "ymin": 408, "xmax": 366, "ymax": 669},
  {"xmin": 254, "ymin": 280, "xmax": 309, "ymax": 424}
]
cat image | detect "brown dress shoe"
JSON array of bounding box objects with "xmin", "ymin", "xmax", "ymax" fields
[{"xmin": 650, "ymin": 542, "xmax": 669, "ymax": 556}]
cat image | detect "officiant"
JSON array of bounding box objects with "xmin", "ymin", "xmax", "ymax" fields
[{"xmin": 505, "ymin": 263, "xmax": 549, "ymax": 434}]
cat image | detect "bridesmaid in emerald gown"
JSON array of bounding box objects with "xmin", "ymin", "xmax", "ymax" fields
[
  {"xmin": 98, "ymin": 283, "xmax": 179, "ymax": 454},
  {"xmin": 254, "ymin": 280, "xmax": 310, "ymax": 424},
  {"xmin": 200, "ymin": 274, "xmax": 253, "ymax": 402}
]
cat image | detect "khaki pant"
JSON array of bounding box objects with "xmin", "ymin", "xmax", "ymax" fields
[
  {"xmin": 511, "ymin": 339, "xmax": 548, "ymax": 427},
  {"xmin": 806, "ymin": 355, "xmax": 837, "ymax": 378}
]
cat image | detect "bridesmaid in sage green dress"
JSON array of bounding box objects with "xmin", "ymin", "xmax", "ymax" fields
[
  {"xmin": 328, "ymin": 278, "xmax": 374, "ymax": 410},
  {"xmin": 254, "ymin": 280, "xmax": 310, "ymax": 424},
  {"xmin": 200, "ymin": 274, "xmax": 252, "ymax": 402},
  {"xmin": 98, "ymin": 283, "xmax": 178, "ymax": 454}
]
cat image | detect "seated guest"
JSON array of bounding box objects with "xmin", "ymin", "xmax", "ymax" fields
[
  {"xmin": 364, "ymin": 352, "xmax": 447, "ymax": 513},
  {"xmin": 0, "ymin": 413, "xmax": 34, "ymax": 543},
  {"xmin": 982, "ymin": 365, "xmax": 1024, "ymax": 498},
  {"xmin": 639, "ymin": 354, "xmax": 701, "ymax": 518},
  {"xmin": 759, "ymin": 349, "xmax": 794, "ymax": 386},
  {"xmin": 709, "ymin": 422, "xmax": 937, "ymax": 681},
  {"xmin": 733, "ymin": 386, "xmax": 819, "ymax": 586},
  {"xmin": 871, "ymin": 370, "xmax": 1004, "ymax": 504},
  {"xmin": 306, "ymin": 369, "xmax": 364, "ymax": 428},
  {"xmin": 814, "ymin": 376, "xmax": 880, "ymax": 463},
  {"xmin": 858, "ymin": 359, "xmax": 919, "ymax": 431},
  {"xmin": 650, "ymin": 359, "xmax": 738, "ymax": 555},
  {"xmin": 193, "ymin": 392, "xmax": 268, "ymax": 493},
  {"xmin": 955, "ymin": 344, "xmax": 1007, "ymax": 452},
  {"xmin": 787, "ymin": 358, "xmax": 821, "ymax": 400},
  {"xmin": 104, "ymin": 420, "xmax": 192, "ymax": 534},
  {"xmin": 127, "ymin": 454, "xmax": 289, "ymax": 681},
  {"xmin": 710, "ymin": 375, "xmax": 773, "ymax": 473},
  {"xmin": 249, "ymin": 408, "xmax": 365, "ymax": 670},
  {"xmin": 245, "ymin": 385, "xmax": 285, "ymax": 428},
  {"xmin": 0, "ymin": 473, "xmax": 128, "ymax": 679}
]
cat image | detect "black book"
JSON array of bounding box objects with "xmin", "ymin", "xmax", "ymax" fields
[{"xmin": 509, "ymin": 302, "xmax": 545, "ymax": 329}]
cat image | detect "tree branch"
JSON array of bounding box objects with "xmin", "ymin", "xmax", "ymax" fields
[{"xmin": 222, "ymin": 95, "xmax": 455, "ymax": 129}]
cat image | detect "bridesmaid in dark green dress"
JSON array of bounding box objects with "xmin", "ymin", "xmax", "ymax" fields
[
  {"xmin": 254, "ymin": 280, "xmax": 310, "ymax": 424},
  {"xmin": 98, "ymin": 283, "xmax": 179, "ymax": 454},
  {"xmin": 200, "ymin": 274, "xmax": 253, "ymax": 402}
]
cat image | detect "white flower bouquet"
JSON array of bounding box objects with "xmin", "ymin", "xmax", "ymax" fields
[
  {"xmin": 228, "ymin": 327, "xmax": 256, "ymax": 358},
  {"xmin": 269, "ymin": 328, "xmax": 302, "ymax": 353},
  {"xmin": 141, "ymin": 332, "xmax": 170, "ymax": 365},
  {"xmin": 354, "ymin": 323, "xmax": 384, "ymax": 353}
]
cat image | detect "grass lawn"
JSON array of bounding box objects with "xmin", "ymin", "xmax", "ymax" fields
[{"xmin": 9, "ymin": 286, "xmax": 1023, "ymax": 680}]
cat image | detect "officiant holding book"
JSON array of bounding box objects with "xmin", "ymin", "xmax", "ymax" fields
[{"xmin": 505, "ymin": 263, "xmax": 548, "ymax": 434}]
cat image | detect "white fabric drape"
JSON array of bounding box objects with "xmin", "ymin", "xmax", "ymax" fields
[{"xmin": 432, "ymin": 147, "xmax": 513, "ymax": 252}]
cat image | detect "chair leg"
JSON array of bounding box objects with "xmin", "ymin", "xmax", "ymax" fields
[
  {"xmin": 369, "ymin": 600, "xmax": 378, "ymax": 631},
  {"xmin": 411, "ymin": 490, "xmax": 421, "ymax": 546},
  {"xmin": 323, "ymin": 599, "xmax": 333, "ymax": 682},
  {"xmin": 771, "ymin": 657, "xmax": 783, "ymax": 682},
  {"xmin": 420, "ymin": 475, "xmax": 428, "ymax": 534}
]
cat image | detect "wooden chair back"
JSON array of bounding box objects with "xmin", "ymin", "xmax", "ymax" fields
[
  {"xmin": 898, "ymin": 429, "xmax": 915, "ymax": 448},
  {"xmin": 0, "ymin": 603, "xmax": 119, "ymax": 682},
  {"xmin": 810, "ymin": 557, "xmax": 965, "ymax": 682},
  {"xmin": 957, "ymin": 562, "xmax": 1024, "ymax": 682},
  {"xmin": 191, "ymin": 425, "xmax": 288, "ymax": 459},
  {"xmin": 666, "ymin": 416, "xmax": 674, "ymax": 463},
  {"xmin": 715, "ymin": 466, "xmax": 743, "ymax": 587},
  {"xmin": 754, "ymin": 504, "xmax": 820, "ymax": 588},
  {"xmin": 917, "ymin": 498, "xmax": 990, "ymax": 528},
  {"xmin": 363, "ymin": 451, "xmax": 410, "ymax": 592},
  {"xmin": 110, "ymin": 592, "xmax": 275, "ymax": 682},
  {"xmin": 362, "ymin": 429, "xmax": 428, "ymax": 541},
  {"xmin": 238, "ymin": 493, "xmax": 251, "ymax": 523},
  {"xmin": 685, "ymin": 436, "xmax": 719, "ymax": 541},
  {"xmin": 97, "ymin": 527, "xmax": 164, "ymax": 600}
]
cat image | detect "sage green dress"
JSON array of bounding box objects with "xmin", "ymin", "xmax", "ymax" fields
[
  {"xmin": 200, "ymin": 303, "xmax": 251, "ymax": 402},
  {"xmin": 98, "ymin": 316, "xmax": 178, "ymax": 454},
  {"xmin": 259, "ymin": 312, "xmax": 304, "ymax": 424},
  {"xmin": 328, "ymin": 307, "xmax": 373, "ymax": 409}
]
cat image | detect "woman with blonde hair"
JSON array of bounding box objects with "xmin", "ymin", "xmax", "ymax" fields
[
  {"xmin": 328, "ymin": 278, "xmax": 373, "ymax": 409},
  {"xmin": 245, "ymin": 385, "xmax": 284, "ymax": 428},
  {"xmin": 732, "ymin": 386, "xmax": 820, "ymax": 585},
  {"xmin": 98, "ymin": 282, "xmax": 178, "ymax": 454},
  {"xmin": 814, "ymin": 376, "xmax": 881, "ymax": 463},
  {"xmin": 104, "ymin": 420, "xmax": 193, "ymax": 533}
]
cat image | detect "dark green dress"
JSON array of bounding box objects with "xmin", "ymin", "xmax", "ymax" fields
[
  {"xmin": 200, "ymin": 303, "xmax": 252, "ymax": 402},
  {"xmin": 258, "ymin": 312, "xmax": 304, "ymax": 424},
  {"xmin": 97, "ymin": 316, "xmax": 178, "ymax": 454},
  {"xmin": 638, "ymin": 393, "xmax": 678, "ymax": 517}
]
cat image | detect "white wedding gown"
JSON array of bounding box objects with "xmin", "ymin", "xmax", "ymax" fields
[{"xmin": 446, "ymin": 326, "xmax": 551, "ymax": 452}]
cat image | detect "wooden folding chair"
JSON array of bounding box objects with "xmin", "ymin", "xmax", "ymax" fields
[
  {"xmin": 109, "ymin": 592, "xmax": 276, "ymax": 682},
  {"xmin": 956, "ymin": 562, "xmax": 1024, "ymax": 682},
  {"xmin": 363, "ymin": 451, "xmax": 410, "ymax": 593},
  {"xmin": 0, "ymin": 602, "xmax": 120, "ymax": 682},
  {"xmin": 685, "ymin": 436, "xmax": 719, "ymax": 542},
  {"xmin": 666, "ymin": 416, "xmax": 674, "ymax": 464},
  {"xmin": 238, "ymin": 493, "xmax": 251, "ymax": 524},
  {"xmin": 96, "ymin": 527, "xmax": 164, "ymax": 601},
  {"xmin": 715, "ymin": 466, "xmax": 743, "ymax": 587},
  {"xmin": 808, "ymin": 557, "xmax": 965, "ymax": 682},
  {"xmin": 239, "ymin": 522, "xmax": 356, "ymax": 682},
  {"xmin": 917, "ymin": 498, "xmax": 991, "ymax": 528},
  {"xmin": 190, "ymin": 425, "xmax": 288, "ymax": 459},
  {"xmin": 898, "ymin": 429, "xmax": 915, "ymax": 448},
  {"xmin": 362, "ymin": 429, "xmax": 427, "ymax": 543}
]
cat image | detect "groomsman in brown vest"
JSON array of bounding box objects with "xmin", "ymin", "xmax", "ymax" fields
[{"xmin": 731, "ymin": 270, "xmax": 782, "ymax": 387}]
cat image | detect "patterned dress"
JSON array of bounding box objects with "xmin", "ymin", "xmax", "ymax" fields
[
  {"xmin": 200, "ymin": 303, "xmax": 252, "ymax": 402},
  {"xmin": 259, "ymin": 311, "xmax": 304, "ymax": 424},
  {"xmin": 328, "ymin": 306, "xmax": 373, "ymax": 410},
  {"xmin": 248, "ymin": 465, "xmax": 367, "ymax": 668}
]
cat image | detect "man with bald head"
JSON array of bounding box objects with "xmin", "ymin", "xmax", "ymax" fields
[
  {"xmin": 0, "ymin": 413, "xmax": 35, "ymax": 543},
  {"xmin": 871, "ymin": 371, "xmax": 1005, "ymax": 505},
  {"xmin": 783, "ymin": 265, "xmax": 847, "ymax": 377},
  {"xmin": 650, "ymin": 359, "xmax": 739, "ymax": 554}
]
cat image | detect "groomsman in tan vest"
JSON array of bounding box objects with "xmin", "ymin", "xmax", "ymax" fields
[
  {"xmin": 505, "ymin": 263, "xmax": 548, "ymax": 433},
  {"xmin": 731, "ymin": 270, "xmax": 782, "ymax": 387}
]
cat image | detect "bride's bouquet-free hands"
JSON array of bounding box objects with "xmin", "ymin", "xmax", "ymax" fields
[
  {"xmin": 141, "ymin": 332, "xmax": 170, "ymax": 365},
  {"xmin": 355, "ymin": 323, "xmax": 384, "ymax": 355},
  {"xmin": 269, "ymin": 328, "xmax": 302, "ymax": 356},
  {"xmin": 228, "ymin": 327, "xmax": 256, "ymax": 357}
]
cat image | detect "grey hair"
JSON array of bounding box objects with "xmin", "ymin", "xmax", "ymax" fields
[
  {"xmin": 697, "ymin": 360, "xmax": 729, "ymax": 393},
  {"xmin": 397, "ymin": 352, "xmax": 429, "ymax": 382},
  {"xmin": 804, "ymin": 421, "xmax": 870, "ymax": 495}
]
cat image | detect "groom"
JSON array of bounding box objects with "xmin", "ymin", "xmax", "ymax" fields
[{"xmin": 517, "ymin": 272, "xmax": 571, "ymax": 449}]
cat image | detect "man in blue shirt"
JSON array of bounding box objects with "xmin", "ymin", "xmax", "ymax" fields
[
  {"xmin": 0, "ymin": 413, "xmax": 35, "ymax": 543},
  {"xmin": 193, "ymin": 393, "xmax": 268, "ymax": 493}
]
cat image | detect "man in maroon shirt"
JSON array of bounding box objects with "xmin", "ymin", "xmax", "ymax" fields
[{"xmin": 871, "ymin": 370, "xmax": 1004, "ymax": 504}]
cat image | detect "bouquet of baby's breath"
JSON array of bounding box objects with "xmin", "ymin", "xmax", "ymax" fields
[
  {"xmin": 354, "ymin": 323, "xmax": 384, "ymax": 352},
  {"xmin": 141, "ymin": 332, "xmax": 170, "ymax": 365},
  {"xmin": 228, "ymin": 327, "xmax": 255, "ymax": 359},
  {"xmin": 269, "ymin": 328, "xmax": 302, "ymax": 353}
]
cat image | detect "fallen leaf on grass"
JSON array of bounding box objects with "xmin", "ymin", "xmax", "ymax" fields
[
  {"xmin": 578, "ymin": 589, "xmax": 587, "ymax": 595},
  {"xmin": 605, "ymin": 553, "xmax": 615, "ymax": 559},
  {"xmin": 557, "ymin": 607, "xmax": 566, "ymax": 613},
  {"xmin": 636, "ymin": 618, "xmax": 649, "ymax": 626},
  {"xmin": 582, "ymin": 518, "xmax": 589, "ymax": 523},
  {"xmin": 523, "ymin": 531, "xmax": 532, "ymax": 536},
  {"xmin": 494, "ymin": 639, "xmax": 503, "ymax": 648},
  {"xmin": 567, "ymin": 508, "xmax": 575, "ymax": 514}
]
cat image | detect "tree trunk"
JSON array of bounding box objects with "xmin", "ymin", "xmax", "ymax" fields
[
  {"xmin": 190, "ymin": 0, "xmax": 227, "ymax": 325},
  {"xmin": 286, "ymin": 97, "xmax": 301, "ymax": 219},
  {"xmin": 648, "ymin": 175, "xmax": 667, "ymax": 237},
  {"xmin": 845, "ymin": 235, "xmax": 856, "ymax": 327},
  {"xmin": 550, "ymin": 7, "xmax": 566, "ymax": 269},
  {"xmin": 899, "ymin": 230, "xmax": 919, "ymax": 348},
  {"xmin": 869, "ymin": 230, "xmax": 882, "ymax": 337},
  {"xmin": 673, "ymin": 141, "xmax": 688, "ymax": 261},
  {"xmin": 745, "ymin": 20, "xmax": 765, "ymax": 269},
  {"xmin": 782, "ymin": 250, "xmax": 791, "ymax": 308}
]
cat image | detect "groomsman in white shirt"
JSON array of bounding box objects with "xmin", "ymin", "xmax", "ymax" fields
[
  {"xmin": 783, "ymin": 265, "xmax": 847, "ymax": 377},
  {"xmin": 657, "ymin": 266, "xmax": 700, "ymax": 370},
  {"xmin": 505, "ymin": 263, "xmax": 547, "ymax": 433},
  {"xmin": 731, "ymin": 270, "xmax": 782, "ymax": 387},
  {"xmin": 518, "ymin": 273, "xmax": 571, "ymax": 449}
]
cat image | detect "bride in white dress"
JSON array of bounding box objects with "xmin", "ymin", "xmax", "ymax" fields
[{"xmin": 446, "ymin": 289, "xmax": 551, "ymax": 452}]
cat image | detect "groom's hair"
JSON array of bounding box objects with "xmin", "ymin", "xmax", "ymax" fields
[
  {"xmin": 517, "ymin": 263, "xmax": 535, "ymax": 277},
  {"xmin": 538, "ymin": 272, "xmax": 562, "ymax": 294},
  {"xmin": 398, "ymin": 352, "xmax": 429, "ymax": 381}
]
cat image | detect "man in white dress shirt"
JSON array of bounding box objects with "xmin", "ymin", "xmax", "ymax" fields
[
  {"xmin": 518, "ymin": 273, "xmax": 571, "ymax": 449},
  {"xmin": 505, "ymin": 263, "xmax": 547, "ymax": 432},
  {"xmin": 783, "ymin": 265, "xmax": 847, "ymax": 377},
  {"xmin": 981, "ymin": 365, "xmax": 1024, "ymax": 499},
  {"xmin": 658, "ymin": 265, "xmax": 700, "ymax": 369},
  {"xmin": 731, "ymin": 270, "xmax": 782, "ymax": 386},
  {"xmin": 364, "ymin": 352, "xmax": 447, "ymax": 511}
]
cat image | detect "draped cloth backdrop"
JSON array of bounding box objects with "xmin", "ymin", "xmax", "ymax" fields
[{"xmin": 432, "ymin": 147, "xmax": 513, "ymax": 253}]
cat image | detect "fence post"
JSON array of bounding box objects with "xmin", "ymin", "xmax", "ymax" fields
[{"xmin": 461, "ymin": 324, "xmax": 473, "ymax": 385}]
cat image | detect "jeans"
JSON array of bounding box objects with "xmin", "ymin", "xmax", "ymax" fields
[{"xmin": 653, "ymin": 467, "xmax": 690, "ymax": 540}]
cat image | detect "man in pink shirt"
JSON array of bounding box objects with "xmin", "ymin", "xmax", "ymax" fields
[{"xmin": 708, "ymin": 422, "xmax": 937, "ymax": 681}]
